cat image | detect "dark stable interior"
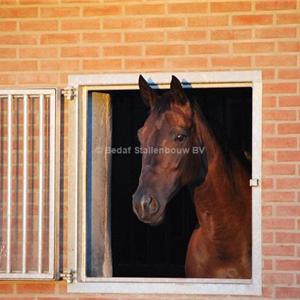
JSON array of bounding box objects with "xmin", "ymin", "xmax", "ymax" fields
[{"xmin": 90, "ymin": 87, "xmax": 252, "ymax": 278}]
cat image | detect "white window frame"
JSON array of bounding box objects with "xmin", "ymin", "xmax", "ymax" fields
[
  {"xmin": 67, "ymin": 71, "xmax": 262, "ymax": 295},
  {"xmin": 0, "ymin": 89, "xmax": 59, "ymax": 280}
]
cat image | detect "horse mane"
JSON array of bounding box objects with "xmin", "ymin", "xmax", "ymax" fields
[{"xmin": 191, "ymin": 101, "xmax": 251, "ymax": 185}]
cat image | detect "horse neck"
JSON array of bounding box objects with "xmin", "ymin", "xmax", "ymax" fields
[{"xmin": 191, "ymin": 111, "xmax": 248, "ymax": 236}]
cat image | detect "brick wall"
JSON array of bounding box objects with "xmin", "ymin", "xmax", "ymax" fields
[{"xmin": 0, "ymin": 0, "xmax": 299, "ymax": 299}]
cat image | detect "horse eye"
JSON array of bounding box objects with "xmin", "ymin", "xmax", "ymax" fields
[{"xmin": 174, "ymin": 134, "xmax": 187, "ymax": 142}]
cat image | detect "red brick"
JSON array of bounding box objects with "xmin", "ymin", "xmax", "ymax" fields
[
  {"xmin": 262, "ymin": 178, "xmax": 274, "ymax": 189},
  {"xmin": 278, "ymin": 151, "xmax": 300, "ymax": 162},
  {"xmin": 277, "ymin": 232, "xmax": 300, "ymax": 243},
  {"xmin": 262, "ymin": 70, "xmax": 276, "ymax": 80},
  {"xmin": 263, "ymin": 273, "xmax": 294, "ymax": 285},
  {"xmin": 40, "ymin": 60, "xmax": 80, "ymax": 71},
  {"xmin": 145, "ymin": 17, "xmax": 185, "ymax": 28},
  {"xmin": 264, "ymin": 83, "xmax": 297, "ymax": 94},
  {"xmin": 83, "ymin": 32, "xmax": 121, "ymax": 43},
  {"xmin": 233, "ymin": 42, "xmax": 274, "ymax": 53},
  {"xmin": 125, "ymin": 31, "xmax": 164, "ymax": 43},
  {"xmin": 263, "ymin": 137, "xmax": 297, "ymax": 149},
  {"xmin": 125, "ymin": 4, "xmax": 165, "ymax": 15},
  {"xmin": 16, "ymin": 282, "xmax": 56, "ymax": 294},
  {"xmin": 0, "ymin": 74, "xmax": 16, "ymax": 85},
  {"xmin": 61, "ymin": 47, "xmax": 99, "ymax": 58},
  {"xmin": 0, "ymin": 35, "xmax": 37, "ymax": 45},
  {"xmin": 0, "ymin": 61, "xmax": 37, "ymax": 71},
  {"xmin": 279, "ymin": 96, "xmax": 300, "ymax": 107},
  {"xmin": 278, "ymin": 41, "xmax": 300, "ymax": 52},
  {"xmin": 233, "ymin": 15, "xmax": 273, "ymax": 25},
  {"xmin": 256, "ymin": 55, "xmax": 297, "ymax": 67},
  {"xmin": 276, "ymin": 287, "xmax": 300, "ymax": 299},
  {"xmin": 279, "ymin": 69, "xmax": 300, "ymax": 79},
  {"xmin": 263, "ymin": 164, "xmax": 296, "ymax": 175},
  {"xmin": 125, "ymin": 58, "xmax": 164, "ymax": 70},
  {"xmin": 277, "ymin": 13, "xmax": 300, "ymax": 24},
  {"xmin": 262, "ymin": 150, "xmax": 275, "ymax": 161},
  {"xmin": 264, "ymin": 245, "xmax": 295, "ymax": 257},
  {"xmin": 40, "ymin": 7, "xmax": 80, "ymax": 17},
  {"xmin": 263, "ymin": 123, "xmax": 275, "ymax": 135},
  {"xmin": 211, "ymin": 29, "xmax": 251, "ymax": 40},
  {"xmin": 0, "ymin": 48, "xmax": 16, "ymax": 58},
  {"xmin": 256, "ymin": 0, "xmax": 296, "ymax": 11},
  {"xmin": 263, "ymin": 95, "xmax": 277, "ymax": 107},
  {"xmin": 20, "ymin": 20, "xmax": 58, "ymax": 31},
  {"xmin": 277, "ymin": 178, "xmax": 300, "ymax": 189},
  {"xmin": 145, "ymin": 45, "xmax": 185, "ymax": 56},
  {"xmin": 0, "ymin": 7, "xmax": 37, "ymax": 18},
  {"xmin": 0, "ymin": 297, "xmax": 34, "ymax": 300},
  {"xmin": 211, "ymin": 56, "xmax": 251, "ymax": 68},
  {"xmin": 255, "ymin": 27, "xmax": 296, "ymax": 39},
  {"xmin": 83, "ymin": 59, "xmax": 122, "ymax": 70},
  {"xmin": 18, "ymin": 73, "xmax": 58, "ymax": 85},
  {"xmin": 168, "ymin": 2, "xmax": 208, "ymax": 14},
  {"xmin": 263, "ymin": 218, "xmax": 295, "ymax": 230},
  {"xmin": 103, "ymin": 18, "xmax": 143, "ymax": 30},
  {"xmin": 167, "ymin": 31, "xmax": 206, "ymax": 41},
  {"xmin": 277, "ymin": 205, "xmax": 300, "ymax": 217},
  {"xmin": 278, "ymin": 123, "xmax": 300, "ymax": 134},
  {"xmin": 262, "ymin": 205, "xmax": 273, "ymax": 216},
  {"xmin": 104, "ymin": 45, "xmax": 142, "ymax": 57},
  {"xmin": 83, "ymin": 5, "xmax": 121, "ymax": 16},
  {"xmin": 189, "ymin": 44, "xmax": 229, "ymax": 54},
  {"xmin": 166, "ymin": 57, "xmax": 208, "ymax": 69},
  {"xmin": 61, "ymin": 19, "xmax": 99, "ymax": 30},
  {"xmin": 20, "ymin": 47, "xmax": 58, "ymax": 59},
  {"xmin": 61, "ymin": 0, "xmax": 97, "ymax": 2},
  {"xmin": 36, "ymin": 298, "xmax": 76, "ymax": 300},
  {"xmin": 211, "ymin": 1, "xmax": 251, "ymax": 12},
  {"xmin": 277, "ymin": 260, "xmax": 300, "ymax": 271},
  {"xmin": 0, "ymin": 21, "xmax": 16, "ymax": 31},
  {"xmin": 0, "ymin": 282, "xmax": 14, "ymax": 293},
  {"xmin": 40, "ymin": 34, "xmax": 79, "ymax": 44},
  {"xmin": 20, "ymin": 0, "xmax": 58, "ymax": 3},
  {"xmin": 188, "ymin": 16, "xmax": 229, "ymax": 27},
  {"xmin": 263, "ymin": 231, "xmax": 273, "ymax": 242},
  {"xmin": 263, "ymin": 259, "xmax": 273, "ymax": 270}
]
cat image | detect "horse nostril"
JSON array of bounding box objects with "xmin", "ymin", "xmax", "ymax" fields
[{"xmin": 141, "ymin": 195, "xmax": 159, "ymax": 214}]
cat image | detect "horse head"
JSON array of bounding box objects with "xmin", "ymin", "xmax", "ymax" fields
[{"xmin": 132, "ymin": 75, "xmax": 207, "ymax": 225}]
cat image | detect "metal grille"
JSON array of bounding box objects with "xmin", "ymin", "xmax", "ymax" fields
[{"xmin": 0, "ymin": 89, "xmax": 56, "ymax": 279}]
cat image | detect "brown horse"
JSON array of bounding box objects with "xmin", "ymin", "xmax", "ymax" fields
[{"xmin": 132, "ymin": 75, "xmax": 251, "ymax": 279}]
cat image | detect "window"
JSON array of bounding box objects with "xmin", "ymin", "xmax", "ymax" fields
[
  {"xmin": 0, "ymin": 89, "xmax": 58, "ymax": 280},
  {"xmin": 67, "ymin": 72, "xmax": 262, "ymax": 295}
]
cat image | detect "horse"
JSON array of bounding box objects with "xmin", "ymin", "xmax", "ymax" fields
[{"xmin": 132, "ymin": 75, "xmax": 251, "ymax": 278}]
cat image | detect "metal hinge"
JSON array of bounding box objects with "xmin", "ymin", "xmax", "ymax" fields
[
  {"xmin": 249, "ymin": 178, "xmax": 259, "ymax": 187},
  {"xmin": 60, "ymin": 270, "xmax": 76, "ymax": 283},
  {"xmin": 62, "ymin": 86, "xmax": 77, "ymax": 101}
]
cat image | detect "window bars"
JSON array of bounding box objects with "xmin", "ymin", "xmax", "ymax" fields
[{"xmin": 0, "ymin": 89, "xmax": 56, "ymax": 279}]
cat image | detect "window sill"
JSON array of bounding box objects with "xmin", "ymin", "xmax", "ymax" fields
[{"xmin": 68, "ymin": 278, "xmax": 261, "ymax": 295}]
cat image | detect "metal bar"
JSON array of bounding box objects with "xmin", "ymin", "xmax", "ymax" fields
[
  {"xmin": 0, "ymin": 272, "xmax": 54, "ymax": 279},
  {"xmin": 38, "ymin": 94, "xmax": 44, "ymax": 273},
  {"xmin": 22, "ymin": 95, "xmax": 28, "ymax": 273},
  {"xmin": 6, "ymin": 95, "xmax": 12, "ymax": 273},
  {"xmin": 48, "ymin": 93, "xmax": 56, "ymax": 276}
]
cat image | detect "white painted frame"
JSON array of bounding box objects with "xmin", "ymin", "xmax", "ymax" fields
[
  {"xmin": 67, "ymin": 71, "xmax": 262, "ymax": 295},
  {"xmin": 0, "ymin": 89, "xmax": 59, "ymax": 280}
]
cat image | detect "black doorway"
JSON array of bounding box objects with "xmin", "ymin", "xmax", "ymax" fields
[{"xmin": 110, "ymin": 87, "xmax": 252, "ymax": 278}]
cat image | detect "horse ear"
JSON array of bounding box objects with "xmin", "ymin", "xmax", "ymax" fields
[
  {"xmin": 139, "ymin": 75, "xmax": 157, "ymax": 109},
  {"xmin": 170, "ymin": 75, "xmax": 187, "ymax": 104}
]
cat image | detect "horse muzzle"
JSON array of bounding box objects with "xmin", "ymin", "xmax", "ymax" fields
[{"xmin": 132, "ymin": 192, "xmax": 162, "ymax": 225}]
